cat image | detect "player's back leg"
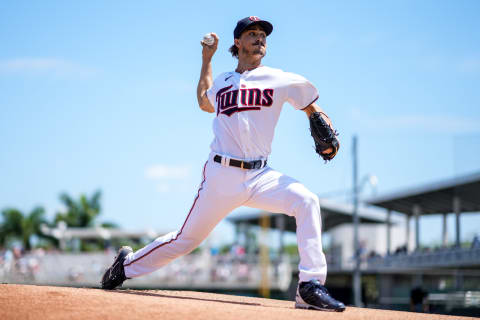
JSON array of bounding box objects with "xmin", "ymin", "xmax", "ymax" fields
[{"xmin": 121, "ymin": 159, "xmax": 249, "ymax": 279}]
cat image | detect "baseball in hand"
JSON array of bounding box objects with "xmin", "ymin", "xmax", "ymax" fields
[{"xmin": 202, "ymin": 33, "xmax": 215, "ymax": 46}]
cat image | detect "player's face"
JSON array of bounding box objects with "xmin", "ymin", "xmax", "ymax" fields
[{"xmin": 236, "ymin": 25, "xmax": 267, "ymax": 59}]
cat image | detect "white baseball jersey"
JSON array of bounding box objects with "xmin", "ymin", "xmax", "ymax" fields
[
  {"xmin": 206, "ymin": 66, "xmax": 319, "ymax": 160},
  {"xmin": 123, "ymin": 65, "xmax": 328, "ymax": 286}
]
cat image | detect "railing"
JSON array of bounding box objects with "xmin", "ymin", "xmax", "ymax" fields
[{"xmin": 367, "ymin": 247, "xmax": 480, "ymax": 270}]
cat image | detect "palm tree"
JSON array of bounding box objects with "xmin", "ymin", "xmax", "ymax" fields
[
  {"xmin": 0, "ymin": 208, "xmax": 22, "ymax": 247},
  {"xmin": 0, "ymin": 206, "xmax": 47, "ymax": 250},
  {"xmin": 53, "ymin": 190, "xmax": 119, "ymax": 251},
  {"xmin": 54, "ymin": 190, "xmax": 102, "ymax": 228}
]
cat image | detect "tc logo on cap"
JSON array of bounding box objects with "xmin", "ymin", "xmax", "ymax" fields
[{"xmin": 249, "ymin": 16, "xmax": 260, "ymax": 21}]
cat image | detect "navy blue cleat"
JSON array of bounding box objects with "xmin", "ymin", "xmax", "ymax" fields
[
  {"xmin": 295, "ymin": 279, "xmax": 346, "ymax": 312},
  {"xmin": 101, "ymin": 246, "xmax": 133, "ymax": 290}
]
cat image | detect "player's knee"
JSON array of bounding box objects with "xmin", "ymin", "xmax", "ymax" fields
[
  {"xmin": 293, "ymin": 192, "xmax": 320, "ymax": 216},
  {"xmin": 304, "ymin": 192, "xmax": 320, "ymax": 211}
]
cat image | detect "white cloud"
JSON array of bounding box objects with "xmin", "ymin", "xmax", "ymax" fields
[
  {"xmin": 145, "ymin": 164, "xmax": 191, "ymax": 180},
  {"xmin": 0, "ymin": 58, "xmax": 97, "ymax": 77}
]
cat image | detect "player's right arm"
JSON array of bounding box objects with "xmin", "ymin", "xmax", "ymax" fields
[{"xmin": 197, "ymin": 33, "xmax": 219, "ymax": 113}]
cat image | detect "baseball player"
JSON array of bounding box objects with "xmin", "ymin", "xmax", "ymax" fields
[{"xmin": 102, "ymin": 16, "xmax": 344, "ymax": 312}]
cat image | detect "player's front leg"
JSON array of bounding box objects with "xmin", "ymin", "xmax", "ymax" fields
[{"xmin": 244, "ymin": 168, "xmax": 345, "ymax": 311}]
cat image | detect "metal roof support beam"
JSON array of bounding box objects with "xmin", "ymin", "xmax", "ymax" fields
[
  {"xmin": 454, "ymin": 196, "xmax": 461, "ymax": 247},
  {"xmin": 413, "ymin": 204, "xmax": 421, "ymax": 251},
  {"xmin": 406, "ymin": 214, "xmax": 411, "ymax": 252},
  {"xmin": 386, "ymin": 210, "xmax": 391, "ymax": 255},
  {"xmin": 442, "ymin": 213, "xmax": 448, "ymax": 248},
  {"xmin": 275, "ymin": 215, "xmax": 286, "ymax": 255}
]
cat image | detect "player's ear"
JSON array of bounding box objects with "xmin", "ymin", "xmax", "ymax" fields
[{"xmin": 234, "ymin": 38, "xmax": 240, "ymax": 47}]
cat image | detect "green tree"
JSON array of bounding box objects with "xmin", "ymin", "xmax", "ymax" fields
[
  {"xmin": 54, "ymin": 190, "xmax": 102, "ymax": 227},
  {"xmin": 282, "ymin": 243, "xmax": 299, "ymax": 256},
  {"xmin": 53, "ymin": 190, "xmax": 119, "ymax": 251},
  {"xmin": 0, "ymin": 209, "xmax": 22, "ymax": 247},
  {"xmin": 100, "ymin": 221, "xmax": 119, "ymax": 229},
  {"xmin": 0, "ymin": 206, "xmax": 47, "ymax": 250}
]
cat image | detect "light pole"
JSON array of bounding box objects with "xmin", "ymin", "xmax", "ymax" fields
[
  {"xmin": 352, "ymin": 136, "xmax": 378, "ymax": 307},
  {"xmin": 352, "ymin": 135, "xmax": 362, "ymax": 307}
]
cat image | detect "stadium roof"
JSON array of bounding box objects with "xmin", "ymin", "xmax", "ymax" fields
[
  {"xmin": 227, "ymin": 199, "xmax": 393, "ymax": 233},
  {"xmin": 366, "ymin": 171, "xmax": 480, "ymax": 215}
]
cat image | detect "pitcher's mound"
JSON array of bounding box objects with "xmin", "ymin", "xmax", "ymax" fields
[{"xmin": 0, "ymin": 284, "xmax": 472, "ymax": 320}]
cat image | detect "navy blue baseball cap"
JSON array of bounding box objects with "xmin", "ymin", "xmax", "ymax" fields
[{"xmin": 234, "ymin": 16, "xmax": 273, "ymax": 39}]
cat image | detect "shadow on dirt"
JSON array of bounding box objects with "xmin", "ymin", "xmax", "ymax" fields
[{"xmin": 110, "ymin": 289, "xmax": 262, "ymax": 307}]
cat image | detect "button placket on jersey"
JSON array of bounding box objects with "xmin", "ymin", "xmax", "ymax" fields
[
  {"xmin": 241, "ymin": 112, "xmax": 251, "ymax": 157},
  {"xmin": 238, "ymin": 76, "xmax": 250, "ymax": 158}
]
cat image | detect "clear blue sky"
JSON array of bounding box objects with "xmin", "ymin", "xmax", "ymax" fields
[{"xmin": 1, "ymin": 1, "xmax": 479, "ymax": 247}]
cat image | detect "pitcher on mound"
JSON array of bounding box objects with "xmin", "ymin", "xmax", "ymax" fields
[{"xmin": 102, "ymin": 16, "xmax": 344, "ymax": 312}]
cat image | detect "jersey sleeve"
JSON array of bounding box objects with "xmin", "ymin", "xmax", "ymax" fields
[
  {"xmin": 206, "ymin": 73, "xmax": 224, "ymax": 108},
  {"xmin": 285, "ymin": 72, "xmax": 319, "ymax": 110}
]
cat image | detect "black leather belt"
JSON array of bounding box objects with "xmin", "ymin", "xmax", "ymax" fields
[{"xmin": 214, "ymin": 155, "xmax": 267, "ymax": 170}]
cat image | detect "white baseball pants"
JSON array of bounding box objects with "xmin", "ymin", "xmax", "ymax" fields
[{"xmin": 123, "ymin": 152, "xmax": 327, "ymax": 284}]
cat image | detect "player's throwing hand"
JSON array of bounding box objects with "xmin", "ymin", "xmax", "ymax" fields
[{"xmin": 201, "ymin": 32, "xmax": 219, "ymax": 61}]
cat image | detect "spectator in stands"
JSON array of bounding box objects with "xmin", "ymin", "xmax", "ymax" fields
[
  {"xmin": 472, "ymin": 234, "xmax": 480, "ymax": 249},
  {"xmin": 394, "ymin": 245, "xmax": 407, "ymax": 255},
  {"xmin": 354, "ymin": 240, "xmax": 367, "ymax": 262},
  {"xmin": 3, "ymin": 249, "xmax": 13, "ymax": 272},
  {"xmin": 410, "ymin": 286, "xmax": 429, "ymax": 313}
]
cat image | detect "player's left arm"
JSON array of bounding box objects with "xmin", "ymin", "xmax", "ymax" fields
[
  {"xmin": 302, "ymin": 103, "xmax": 333, "ymax": 127},
  {"xmin": 302, "ymin": 102, "xmax": 339, "ymax": 156}
]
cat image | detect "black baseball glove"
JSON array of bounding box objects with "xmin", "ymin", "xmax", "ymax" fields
[{"xmin": 309, "ymin": 112, "xmax": 340, "ymax": 161}]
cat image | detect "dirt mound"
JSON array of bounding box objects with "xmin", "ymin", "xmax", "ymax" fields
[{"xmin": 0, "ymin": 284, "xmax": 474, "ymax": 320}]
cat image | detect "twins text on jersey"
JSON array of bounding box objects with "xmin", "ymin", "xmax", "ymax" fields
[{"xmin": 216, "ymin": 85, "xmax": 274, "ymax": 116}]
